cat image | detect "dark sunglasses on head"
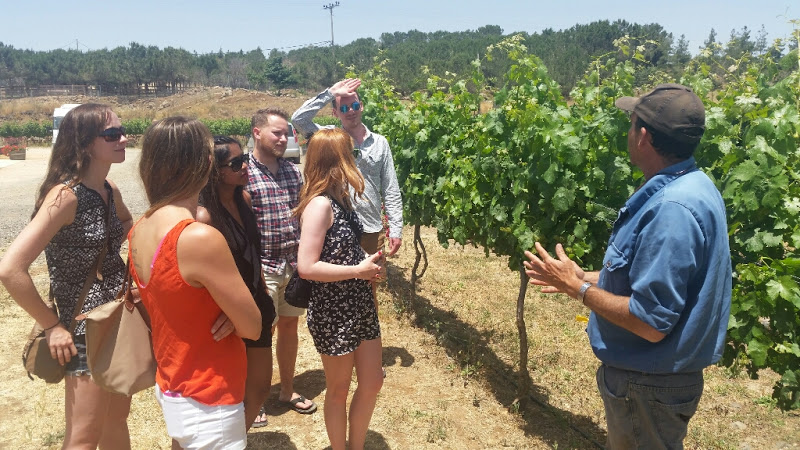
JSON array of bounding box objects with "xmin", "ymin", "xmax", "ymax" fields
[
  {"xmin": 98, "ymin": 126, "xmax": 126, "ymax": 142},
  {"xmin": 339, "ymin": 101, "xmax": 361, "ymax": 113},
  {"xmin": 223, "ymin": 154, "xmax": 248, "ymax": 172}
]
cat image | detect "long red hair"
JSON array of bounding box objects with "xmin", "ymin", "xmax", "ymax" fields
[{"xmin": 296, "ymin": 128, "xmax": 364, "ymax": 217}]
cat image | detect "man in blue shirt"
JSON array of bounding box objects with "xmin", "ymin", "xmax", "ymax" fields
[{"xmin": 524, "ymin": 84, "xmax": 732, "ymax": 448}]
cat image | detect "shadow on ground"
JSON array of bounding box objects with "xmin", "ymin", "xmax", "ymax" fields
[
  {"xmin": 248, "ymin": 427, "xmax": 389, "ymax": 450},
  {"xmin": 385, "ymin": 263, "xmax": 606, "ymax": 449},
  {"xmin": 264, "ymin": 369, "xmax": 326, "ymax": 416},
  {"xmin": 383, "ymin": 345, "xmax": 415, "ymax": 369},
  {"xmin": 321, "ymin": 430, "xmax": 390, "ymax": 450}
]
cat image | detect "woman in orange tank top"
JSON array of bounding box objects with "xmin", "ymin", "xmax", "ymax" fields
[{"xmin": 129, "ymin": 117, "xmax": 262, "ymax": 449}]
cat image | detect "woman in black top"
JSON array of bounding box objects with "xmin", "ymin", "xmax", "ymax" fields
[{"xmin": 197, "ymin": 136, "xmax": 277, "ymax": 429}]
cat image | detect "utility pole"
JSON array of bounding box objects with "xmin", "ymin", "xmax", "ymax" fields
[{"xmin": 323, "ymin": 2, "xmax": 340, "ymax": 79}]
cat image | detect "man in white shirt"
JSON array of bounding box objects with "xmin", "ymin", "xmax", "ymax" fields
[{"xmin": 292, "ymin": 78, "xmax": 404, "ymax": 301}]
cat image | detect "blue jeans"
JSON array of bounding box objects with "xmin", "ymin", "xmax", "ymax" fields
[
  {"xmin": 65, "ymin": 335, "xmax": 90, "ymax": 376},
  {"xmin": 596, "ymin": 364, "xmax": 703, "ymax": 450}
]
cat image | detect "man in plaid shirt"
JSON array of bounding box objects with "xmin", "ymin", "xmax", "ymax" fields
[{"xmin": 246, "ymin": 108, "xmax": 317, "ymax": 425}]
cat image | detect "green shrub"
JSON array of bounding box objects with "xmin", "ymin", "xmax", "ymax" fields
[{"xmin": 122, "ymin": 118, "xmax": 152, "ymax": 136}]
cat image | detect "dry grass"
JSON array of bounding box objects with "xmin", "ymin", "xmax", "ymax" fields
[
  {"xmin": 2, "ymin": 226, "xmax": 800, "ymax": 449},
  {"xmin": 0, "ymin": 88, "xmax": 335, "ymax": 123},
  {"xmin": 385, "ymin": 226, "xmax": 800, "ymax": 449},
  {"xmin": 0, "ymin": 97, "xmax": 65, "ymax": 122}
]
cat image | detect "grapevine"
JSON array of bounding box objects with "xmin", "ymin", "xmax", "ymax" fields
[{"xmin": 359, "ymin": 34, "xmax": 800, "ymax": 409}]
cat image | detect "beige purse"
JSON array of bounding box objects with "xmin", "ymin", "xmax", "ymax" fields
[{"xmin": 82, "ymin": 258, "xmax": 156, "ymax": 396}]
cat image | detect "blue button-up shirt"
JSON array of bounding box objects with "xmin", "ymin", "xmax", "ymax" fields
[{"xmin": 588, "ymin": 157, "xmax": 732, "ymax": 373}]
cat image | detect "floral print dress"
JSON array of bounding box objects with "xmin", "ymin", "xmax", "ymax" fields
[{"xmin": 306, "ymin": 196, "xmax": 380, "ymax": 356}]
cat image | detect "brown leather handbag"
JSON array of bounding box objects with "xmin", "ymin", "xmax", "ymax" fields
[{"xmin": 82, "ymin": 258, "xmax": 156, "ymax": 396}]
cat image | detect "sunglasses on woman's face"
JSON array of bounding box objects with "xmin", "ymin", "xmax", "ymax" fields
[
  {"xmin": 223, "ymin": 154, "xmax": 248, "ymax": 172},
  {"xmin": 98, "ymin": 126, "xmax": 126, "ymax": 142},
  {"xmin": 339, "ymin": 101, "xmax": 361, "ymax": 113}
]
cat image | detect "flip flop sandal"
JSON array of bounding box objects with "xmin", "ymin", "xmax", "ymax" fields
[
  {"xmin": 284, "ymin": 396, "xmax": 317, "ymax": 414},
  {"xmin": 251, "ymin": 405, "xmax": 269, "ymax": 428}
]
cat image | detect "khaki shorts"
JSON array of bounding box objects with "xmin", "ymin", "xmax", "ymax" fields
[
  {"xmin": 360, "ymin": 231, "xmax": 386, "ymax": 255},
  {"xmin": 360, "ymin": 231, "xmax": 386, "ymax": 283},
  {"xmin": 263, "ymin": 263, "xmax": 305, "ymax": 325}
]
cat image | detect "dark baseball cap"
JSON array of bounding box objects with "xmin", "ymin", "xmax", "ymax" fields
[{"xmin": 615, "ymin": 83, "xmax": 705, "ymax": 144}]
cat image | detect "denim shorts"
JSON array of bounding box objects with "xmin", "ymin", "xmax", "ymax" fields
[
  {"xmin": 65, "ymin": 335, "xmax": 90, "ymax": 377},
  {"xmin": 155, "ymin": 387, "xmax": 246, "ymax": 450},
  {"xmin": 596, "ymin": 364, "xmax": 704, "ymax": 449}
]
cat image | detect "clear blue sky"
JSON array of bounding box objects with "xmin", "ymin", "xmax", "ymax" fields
[{"xmin": 1, "ymin": 1, "xmax": 796, "ymax": 55}]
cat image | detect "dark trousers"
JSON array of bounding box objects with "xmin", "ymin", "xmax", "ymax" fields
[{"xmin": 596, "ymin": 364, "xmax": 704, "ymax": 450}]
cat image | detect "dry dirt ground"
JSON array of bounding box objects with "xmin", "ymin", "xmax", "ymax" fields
[{"xmin": 0, "ymin": 149, "xmax": 560, "ymax": 449}]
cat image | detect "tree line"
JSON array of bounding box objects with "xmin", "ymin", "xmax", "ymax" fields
[{"xmin": 1, "ymin": 21, "xmax": 795, "ymax": 98}]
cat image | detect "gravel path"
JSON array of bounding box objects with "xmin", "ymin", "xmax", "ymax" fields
[{"xmin": 0, "ymin": 147, "xmax": 148, "ymax": 250}]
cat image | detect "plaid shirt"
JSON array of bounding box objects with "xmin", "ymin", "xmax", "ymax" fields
[{"xmin": 245, "ymin": 154, "xmax": 303, "ymax": 274}]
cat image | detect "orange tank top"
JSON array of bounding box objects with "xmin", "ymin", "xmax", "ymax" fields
[{"xmin": 130, "ymin": 219, "xmax": 246, "ymax": 405}]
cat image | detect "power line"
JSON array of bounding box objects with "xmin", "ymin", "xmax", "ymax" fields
[
  {"xmin": 261, "ymin": 40, "xmax": 332, "ymax": 53},
  {"xmin": 54, "ymin": 39, "xmax": 93, "ymax": 52}
]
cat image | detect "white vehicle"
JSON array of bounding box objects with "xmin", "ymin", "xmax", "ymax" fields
[
  {"xmin": 246, "ymin": 122, "xmax": 303, "ymax": 164},
  {"xmin": 52, "ymin": 104, "xmax": 81, "ymax": 144}
]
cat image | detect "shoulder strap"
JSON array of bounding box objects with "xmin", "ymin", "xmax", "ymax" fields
[
  {"xmin": 64, "ymin": 183, "xmax": 114, "ymax": 332},
  {"xmin": 326, "ymin": 194, "xmax": 347, "ymax": 212}
]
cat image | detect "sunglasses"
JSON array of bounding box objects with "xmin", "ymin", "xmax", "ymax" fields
[
  {"xmin": 98, "ymin": 126, "xmax": 126, "ymax": 142},
  {"xmin": 222, "ymin": 154, "xmax": 248, "ymax": 172},
  {"xmin": 339, "ymin": 101, "xmax": 361, "ymax": 113}
]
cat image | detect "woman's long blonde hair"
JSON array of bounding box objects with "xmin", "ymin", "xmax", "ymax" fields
[{"xmin": 296, "ymin": 128, "xmax": 365, "ymax": 217}]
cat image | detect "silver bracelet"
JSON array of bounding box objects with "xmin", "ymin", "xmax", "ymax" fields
[{"xmin": 577, "ymin": 281, "xmax": 593, "ymax": 304}]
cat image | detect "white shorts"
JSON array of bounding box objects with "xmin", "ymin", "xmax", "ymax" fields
[{"xmin": 155, "ymin": 387, "xmax": 246, "ymax": 450}]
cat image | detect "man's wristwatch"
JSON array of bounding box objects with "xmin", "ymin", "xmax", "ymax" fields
[{"xmin": 577, "ymin": 281, "xmax": 593, "ymax": 304}]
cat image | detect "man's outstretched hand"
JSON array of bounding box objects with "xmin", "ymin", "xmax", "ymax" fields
[{"xmin": 523, "ymin": 242, "xmax": 585, "ymax": 295}]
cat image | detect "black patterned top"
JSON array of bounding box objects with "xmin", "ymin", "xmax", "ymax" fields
[{"xmin": 44, "ymin": 182, "xmax": 125, "ymax": 335}]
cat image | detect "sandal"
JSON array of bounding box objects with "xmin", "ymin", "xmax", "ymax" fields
[
  {"xmin": 251, "ymin": 405, "xmax": 269, "ymax": 429},
  {"xmin": 282, "ymin": 395, "xmax": 318, "ymax": 414}
]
